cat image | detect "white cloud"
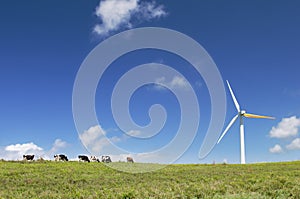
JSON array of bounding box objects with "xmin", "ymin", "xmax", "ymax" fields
[
  {"xmin": 79, "ymin": 125, "xmax": 121, "ymax": 154},
  {"xmin": 53, "ymin": 139, "xmax": 67, "ymax": 149},
  {"xmin": 2, "ymin": 142, "xmax": 43, "ymax": 160},
  {"xmin": 5, "ymin": 142, "xmax": 43, "ymax": 152},
  {"xmin": 0, "ymin": 139, "xmax": 68, "ymax": 161},
  {"xmin": 48, "ymin": 139, "xmax": 68, "ymax": 155},
  {"xmin": 269, "ymin": 144, "xmax": 283, "ymax": 153},
  {"xmin": 94, "ymin": 0, "xmax": 167, "ymax": 36},
  {"xmin": 79, "ymin": 125, "xmax": 106, "ymax": 147},
  {"xmin": 155, "ymin": 76, "xmax": 165, "ymax": 83},
  {"xmin": 127, "ymin": 130, "xmax": 141, "ymax": 136},
  {"xmin": 79, "ymin": 126, "xmax": 172, "ymax": 163},
  {"xmin": 269, "ymin": 116, "xmax": 300, "ymax": 138},
  {"xmin": 286, "ymin": 138, "xmax": 300, "ymax": 150},
  {"xmin": 155, "ymin": 76, "xmax": 189, "ymax": 90},
  {"xmin": 170, "ymin": 76, "xmax": 189, "ymax": 89},
  {"xmin": 195, "ymin": 81, "xmax": 202, "ymax": 88}
]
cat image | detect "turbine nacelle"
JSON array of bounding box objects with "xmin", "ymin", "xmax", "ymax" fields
[{"xmin": 240, "ymin": 110, "xmax": 246, "ymax": 115}]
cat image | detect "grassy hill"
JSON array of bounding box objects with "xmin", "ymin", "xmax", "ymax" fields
[{"xmin": 0, "ymin": 160, "xmax": 299, "ymax": 198}]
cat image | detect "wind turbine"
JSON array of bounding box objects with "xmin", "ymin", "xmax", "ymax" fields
[{"xmin": 217, "ymin": 80, "xmax": 275, "ymax": 164}]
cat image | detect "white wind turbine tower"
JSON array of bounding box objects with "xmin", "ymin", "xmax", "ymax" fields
[{"xmin": 217, "ymin": 80, "xmax": 275, "ymax": 164}]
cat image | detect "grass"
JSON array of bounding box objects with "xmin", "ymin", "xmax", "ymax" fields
[{"xmin": 0, "ymin": 160, "xmax": 299, "ymax": 198}]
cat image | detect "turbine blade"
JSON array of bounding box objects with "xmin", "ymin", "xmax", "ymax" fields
[
  {"xmin": 244, "ymin": 113, "xmax": 275, "ymax": 119},
  {"xmin": 217, "ymin": 114, "xmax": 239, "ymax": 144},
  {"xmin": 226, "ymin": 80, "xmax": 240, "ymax": 112}
]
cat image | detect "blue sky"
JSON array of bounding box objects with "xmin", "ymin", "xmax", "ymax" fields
[{"xmin": 0, "ymin": 0, "xmax": 300, "ymax": 164}]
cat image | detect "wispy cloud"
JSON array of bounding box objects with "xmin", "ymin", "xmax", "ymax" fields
[
  {"xmin": 269, "ymin": 144, "xmax": 283, "ymax": 153},
  {"xmin": 93, "ymin": 0, "xmax": 167, "ymax": 36},
  {"xmin": 155, "ymin": 76, "xmax": 189, "ymax": 90},
  {"xmin": 269, "ymin": 116, "xmax": 300, "ymax": 138},
  {"xmin": 170, "ymin": 76, "xmax": 189, "ymax": 89},
  {"xmin": 283, "ymin": 88, "xmax": 300, "ymax": 98},
  {"xmin": 127, "ymin": 130, "xmax": 141, "ymax": 136}
]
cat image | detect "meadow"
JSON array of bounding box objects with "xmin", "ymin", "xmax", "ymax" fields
[{"xmin": 0, "ymin": 160, "xmax": 299, "ymax": 199}]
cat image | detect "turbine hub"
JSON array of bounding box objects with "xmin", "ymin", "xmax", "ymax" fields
[{"xmin": 240, "ymin": 110, "xmax": 246, "ymax": 115}]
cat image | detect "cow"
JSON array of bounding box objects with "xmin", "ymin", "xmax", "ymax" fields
[
  {"xmin": 126, "ymin": 157, "xmax": 134, "ymax": 163},
  {"xmin": 78, "ymin": 155, "xmax": 90, "ymax": 162},
  {"xmin": 101, "ymin": 155, "xmax": 112, "ymax": 163},
  {"xmin": 54, "ymin": 154, "xmax": 68, "ymax": 161},
  {"xmin": 23, "ymin": 155, "xmax": 34, "ymax": 161},
  {"xmin": 90, "ymin": 156, "xmax": 100, "ymax": 162},
  {"xmin": 37, "ymin": 157, "xmax": 44, "ymax": 161}
]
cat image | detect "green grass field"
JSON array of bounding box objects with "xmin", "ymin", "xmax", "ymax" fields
[{"xmin": 0, "ymin": 160, "xmax": 299, "ymax": 199}]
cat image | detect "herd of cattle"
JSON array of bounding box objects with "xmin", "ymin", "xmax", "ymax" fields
[{"xmin": 22, "ymin": 154, "xmax": 134, "ymax": 163}]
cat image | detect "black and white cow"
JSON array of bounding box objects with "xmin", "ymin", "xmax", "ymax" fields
[
  {"xmin": 78, "ymin": 155, "xmax": 90, "ymax": 162},
  {"xmin": 54, "ymin": 154, "xmax": 68, "ymax": 161},
  {"xmin": 23, "ymin": 155, "xmax": 34, "ymax": 161},
  {"xmin": 90, "ymin": 156, "xmax": 100, "ymax": 162},
  {"xmin": 126, "ymin": 157, "xmax": 134, "ymax": 163},
  {"xmin": 101, "ymin": 155, "xmax": 112, "ymax": 163}
]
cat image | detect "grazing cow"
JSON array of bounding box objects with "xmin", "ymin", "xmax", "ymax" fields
[
  {"xmin": 90, "ymin": 156, "xmax": 100, "ymax": 162},
  {"xmin": 78, "ymin": 155, "xmax": 90, "ymax": 162},
  {"xmin": 54, "ymin": 154, "xmax": 68, "ymax": 161},
  {"xmin": 126, "ymin": 157, "xmax": 134, "ymax": 163},
  {"xmin": 37, "ymin": 157, "xmax": 44, "ymax": 161},
  {"xmin": 23, "ymin": 155, "xmax": 34, "ymax": 161},
  {"xmin": 101, "ymin": 155, "xmax": 112, "ymax": 163}
]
